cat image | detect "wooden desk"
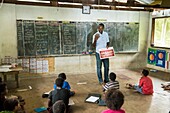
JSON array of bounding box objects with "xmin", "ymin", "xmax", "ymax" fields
[{"xmin": 0, "ymin": 67, "xmax": 23, "ymax": 88}]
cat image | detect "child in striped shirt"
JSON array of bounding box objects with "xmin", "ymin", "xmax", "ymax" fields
[
  {"xmin": 103, "ymin": 72, "xmax": 119, "ymax": 92},
  {"xmin": 98, "ymin": 72, "xmax": 119, "ymax": 106}
]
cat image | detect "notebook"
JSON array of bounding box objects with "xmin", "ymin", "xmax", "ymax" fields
[
  {"xmin": 34, "ymin": 107, "xmax": 47, "ymax": 112},
  {"xmin": 85, "ymin": 93, "xmax": 101, "ymax": 104}
]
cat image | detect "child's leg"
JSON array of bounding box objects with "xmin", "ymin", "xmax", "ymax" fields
[
  {"xmin": 70, "ymin": 91, "xmax": 75, "ymax": 96},
  {"xmin": 134, "ymin": 85, "xmax": 143, "ymax": 94}
]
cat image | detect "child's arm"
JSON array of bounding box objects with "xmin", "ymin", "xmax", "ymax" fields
[
  {"xmin": 48, "ymin": 99, "xmax": 52, "ymax": 107},
  {"xmin": 53, "ymin": 84, "xmax": 57, "ymax": 90},
  {"xmin": 48, "ymin": 91, "xmax": 53, "ymax": 107},
  {"xmin": 139, "ymin": 78, "xmax": 143, "ymax": 87},
  {"xmin": 102, "ymin": 84, "xmax": 108, "ymax": 92},
  {"xmin": 63, "ymin": 81, "xmax": 71, "ymax": 90}
]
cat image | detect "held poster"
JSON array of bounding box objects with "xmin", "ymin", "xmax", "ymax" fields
[{"xmin": 99, "ymin": 47, "xmax": 115, "ymax": 59}]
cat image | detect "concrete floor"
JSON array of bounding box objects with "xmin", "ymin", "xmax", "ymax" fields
[{"xmin": 6, "ymin": 69, "xmax": 170, "ymax": 113}]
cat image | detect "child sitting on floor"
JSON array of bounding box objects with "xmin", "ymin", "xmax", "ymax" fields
[
  {"xmin": 0, "ymin": 82, "xmax": 25, "ymax": 113},
  {"xmin": 0, "ymin": 98, "xmax": 20, "ymax": 113},
  {"xmin": 48, "ymin": 78, "xmax": 70, "ymax": 113},
  {"xmin": 52, "ymin": 100, "xmax": 66, "ymax": 113},
  {"xmin": 126, "ymin": 69, "xmax": 153, "ymax": 95},
  {"xmin": 54, "ymin": 73, "xmax": 75, "ymax": 96},
  {"xmin": 99, "ymin": 72, "xmax": 119, "ymax": 106},
  {"xmin": 103, "ymin": 72, "xmax": 119, "ymax": 92},
  {"xmin": 101, "ymin": 88, "xmax": 125, "ymax": 113}
]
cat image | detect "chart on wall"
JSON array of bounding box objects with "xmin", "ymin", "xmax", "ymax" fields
[
  {"xmin": 166, "ymin": 52, "xmax": 170, "ymax": 70},
  {"xmin": 147, "ymin": 48, "xmax": 157, "ymax": 65},
  {"xmin": 147, "ymin": 48, "xmax": 170, "ymax": 69},
  {"xmin": 17, "ymin": 20, "xmax": 139, "ymax": 56}
]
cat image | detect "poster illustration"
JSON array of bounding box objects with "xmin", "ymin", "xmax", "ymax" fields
[
  {"xmin": 155, "ymin": 50, "xmax": 166, "ymax": 68},
  {"xmin": 147, "ymin": 48, "xmax": 157, "ymax": 65}
]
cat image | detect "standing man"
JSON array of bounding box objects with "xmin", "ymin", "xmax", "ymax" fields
[{"xmin": 92, "ymin": 23, "xmax": 109, "ymax": 84}]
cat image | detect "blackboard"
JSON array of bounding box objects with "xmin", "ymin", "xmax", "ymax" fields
[
  {"xmin": 62, "ymin": 23, "xmax": 76, "ymax": 54},
  {"xmin": 76, "ymin": 22, "xmax": 97, "ymax": 54},
  {"xmin": 17, "ymin": 20, "xmax": 24, "ymax": 56},
  {"xmin": 23, "ymin": 20, "xmax": 36, "ymax": 56},
  {"xmin": 48, "ymin": 21, "xmax": 60, "ymax": 54},
  {"xmin": 122, "ymin": 23, "xmax": 139, "ymax": 51},
  {"xmin": 17, "ymin": 20, "xmax": 139, "ymax": 56},
  {"xmin": 35, "ymin": 21, "xmax": 48, "ymax": 55},
  {"xmin": 105, "ymin": 22, "xmax": 139, "ymax": 52}
]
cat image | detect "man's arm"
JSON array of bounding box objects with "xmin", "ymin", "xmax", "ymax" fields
[
  {"xmin": 106, "ymin": 42, "xmax": 109, "ymax": 48},
  {"xmin": 105, "ymin": 32, "xmax": 109, "ymax": 48},
  {"xmin": 92, "ymin": 34, "xmax": 99, "ymax": 47}
]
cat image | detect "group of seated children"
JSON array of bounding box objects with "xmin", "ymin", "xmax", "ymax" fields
[
  {"xmin": 101, "ymin": 69, "xmax": 154, "ymax": 113},
  {"xmin": 0, "ymin": 69, "xmax": 156, "ymax": 113},
  {"xmin": 0, "ymin": 77, "xmax": 25, "ymax": 113},
  {"xmin": 48, "ymin": 73, "xmax": 75, "ymax": 113},
  {"xmin": 53, "ymin": 73, "xmax": 75, "ymax": 97}
]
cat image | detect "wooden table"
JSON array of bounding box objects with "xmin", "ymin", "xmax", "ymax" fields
[{"xmin": 0, "ymin": 67, "xmax": 23, "ymax": 88}]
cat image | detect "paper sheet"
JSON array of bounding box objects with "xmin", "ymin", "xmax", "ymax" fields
[
  {"xmin": 68, "ymin": 99, "xmax": 75, "ymax": 105},
  {"xmin": 44, "ymin": 89, "xmax": 53, "ymax": 95},
  {"xmin": 86, "ymin": 96, "xmax": 99, "ymax": 103},
  {"xmin": 0, "ymin": 68, "xmax": 12, "ymax": 72},
  {"xmin": 77, "ymin": 82, "xmax": 87, "ymax": 85},
  {"xmin": 0, "ymin": 65, "xmax": 12, "ymax": 68}
]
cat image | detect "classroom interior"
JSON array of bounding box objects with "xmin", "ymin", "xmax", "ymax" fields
[{"xmin": 0, "ymin": 0, "xmax": 170, "ymax": 113}]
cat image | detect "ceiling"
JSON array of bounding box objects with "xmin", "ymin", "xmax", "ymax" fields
[{"xmin": 1, "ymin": 0, "xmax": 169, "ymax": 11}]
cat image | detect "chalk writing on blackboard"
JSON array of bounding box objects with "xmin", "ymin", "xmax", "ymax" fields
[
  {"xmin": 48, "ymin": 21, "xmax": 60, "ymax": 54},
  {"xmin": 35, "ymin": 21, "xmax": 48, "ymax": 55},
  {"xmin": 23, "ymin": 20, "xmax": 35, "ymax": 56},
  {"xmin": 17, "ymin": 20, "xmax": 24, "ymax": 56},
  {"xmin": 17, "ymin": 20, "xmax": 139, "ymax": 56}
]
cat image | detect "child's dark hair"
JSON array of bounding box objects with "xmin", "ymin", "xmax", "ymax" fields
[
  {"xmin": 3, "ymin": 98, "xmax": 19, "ymax": 111},
  {"xmin": 105, "ymin": 88, "xmax": 124, "ymax": 110},
  {"xmin": 55, "ymin": 78, "xmax": 64, "ymax": 87},
  {"xmin": 58, "ymin": 73, "xmax": 66, "ymax": 80},
  {"xmin": 0, "ymin": 82, "xmax": 7, "ymax": 95},
  {"xmin": 142, "ymin": 69, "xmax": 149, "ymax": 76},
  {"xmin": 109, "ymin": 72, "xmax": 116, "ymax": 81},
  {"xmin": 52, "ymin": 100, "xmax": 66, "ymax": 113}
]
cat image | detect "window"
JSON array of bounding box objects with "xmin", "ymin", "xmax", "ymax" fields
[{"xmin": 152, "ymin": 17, "xmax": 170, "ymax": 48}]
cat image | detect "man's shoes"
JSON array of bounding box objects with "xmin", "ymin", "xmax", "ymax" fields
[{"xmin": 104, "ymin": 80, "xmax": 109, "ymax": 83}]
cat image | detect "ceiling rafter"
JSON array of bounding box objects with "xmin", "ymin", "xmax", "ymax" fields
[{"xmin": 1, "ymin": 0, "xmax": 169, "ymax": 11}]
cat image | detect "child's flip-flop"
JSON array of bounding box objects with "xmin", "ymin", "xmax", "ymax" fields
[{"xmin": 125, "ymin": 83, "xmax": 133, "ymax": 89}]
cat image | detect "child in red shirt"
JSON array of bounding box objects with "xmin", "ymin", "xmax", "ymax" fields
[{"xmin": 126, "ymin": 69, "xmax": 153, "ymax": 95}]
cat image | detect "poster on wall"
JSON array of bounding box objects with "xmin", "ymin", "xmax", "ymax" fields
[
  {"xmin": 166, "ymin": 52, "xmax": 170, "ymax": 70},
  {"xmin": 155, "ymin": 50, "xmax": 166, "ymax": 68},
  {"xmin": 147, "ymin": 48, "xmax": 157, "ymax": 65}
]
